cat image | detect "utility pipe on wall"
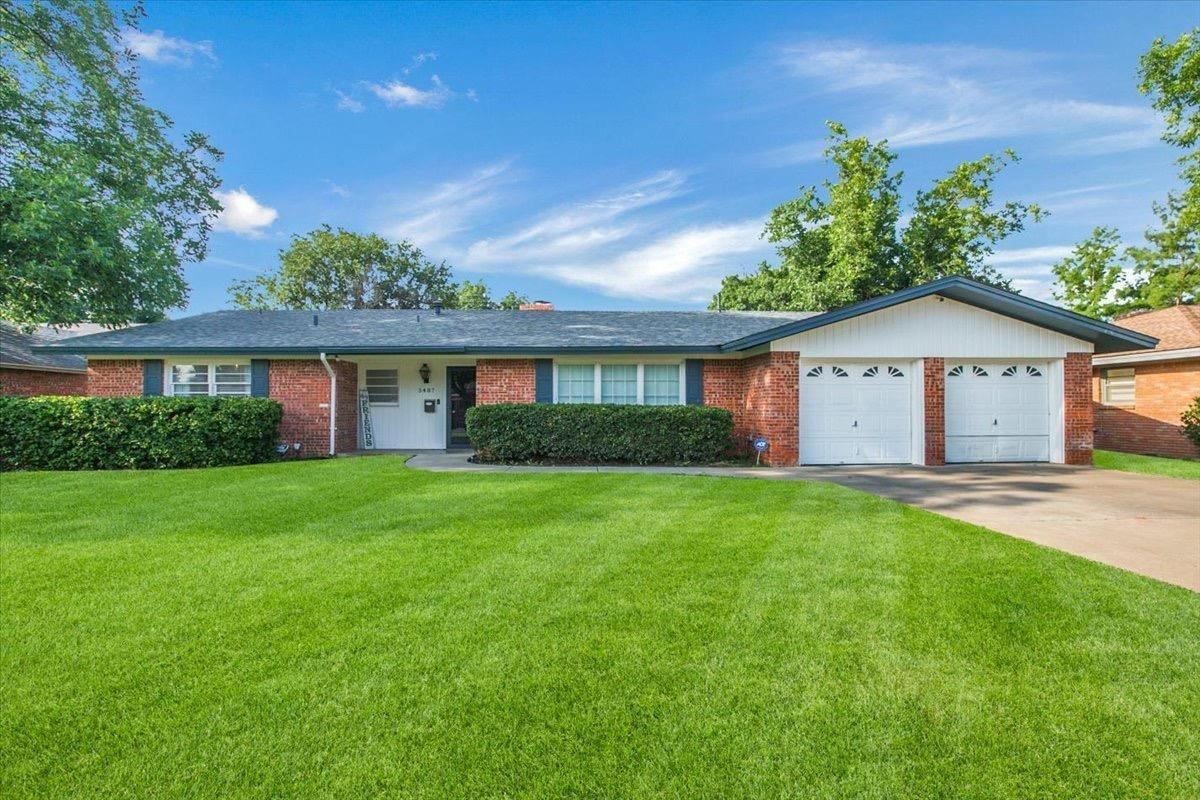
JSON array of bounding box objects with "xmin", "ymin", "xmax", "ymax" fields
[{"xmin": 318, "ymin": 352, "xmax": 336, "ymax": 456}]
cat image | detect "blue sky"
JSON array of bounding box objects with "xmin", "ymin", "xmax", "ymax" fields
[{"xmin": 126, "ymin": 0, "xmax": 1196, "ymax": 313}]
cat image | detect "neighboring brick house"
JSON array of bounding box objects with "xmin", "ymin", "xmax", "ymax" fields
[
  {"xmin": 1093, "ymin": 304, "xmax": 1200, "ymax": 460},
  {"xmin": 40, "ymin": 277, "xmax": 1155, "ymax": 467},
  {"xmin": 0, "ymin": 324, "xmax": 88, "ymax": 396}
]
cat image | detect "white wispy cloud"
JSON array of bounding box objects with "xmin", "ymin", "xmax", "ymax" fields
[
  {"xmin": 530, "ymin": 220, "xmax": 767, "ymax": 302},
  {"xmin": 366, "ymin": 75, "xmax": 455, "ymax": 109},
  {"xmin": 335, "ymin": 91, "xmax": 365, "ymax": 113},
  {"xmin": 403, "ymin": 52, "xmax": 438, "ymax": 74},
  {"xmin": 762, "ymin": 39, "xmax": 1160, "ymax": 164},
  {"xmin": 326, "ymin": 181, "xmax": 351, "ymax": 198},
  {"xmin": 123, "ymin": 28, "xmax": 215, "ymax": 66},
  {"xmin": 988, "ymin": 245, "xmax": 1076, "ymax": 266},
  {"xmin": 382, "ymin": 166, "xmax": 767, "ymax": 303},
  {"xmin": 465, "ymin": 172, "xmax": 688, "ymax": 266},
  {"xmin": 383, "ymin": 161, "xmax": 515, "ymax": 247},
  {"xmin": 213, "ymin": 188, "xmax": 278, "ymax": 238}
]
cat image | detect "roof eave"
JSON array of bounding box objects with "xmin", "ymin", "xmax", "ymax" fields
[{"xmin": 33, "ymin": 344, "xmax": 728, "ymax": 356}]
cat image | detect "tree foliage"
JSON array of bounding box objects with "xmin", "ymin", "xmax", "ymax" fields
[
  {"xmin": 454, "ymin": 280, "xmax": 528, "ymax": 310},
  {"xmin": 0, "ymin": 0, "xmax": 222, "ymax": 328},
  {"xmin": 1120, "ymin": 29, "xmax": 1199, "ymax": 310},
  {"xmin": 1050, "ymin": 227, "xmax": 1126, "ymax": 319},
  {"xmin": 712, "ymin": 123, "xmax": 1043, "ymax": 311},
  {"xmin": 229, "ymin": 226, "xmax": 525, "ymax": 311}
]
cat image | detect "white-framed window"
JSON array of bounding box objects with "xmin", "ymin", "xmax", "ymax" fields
[
  {"xmin": 601, "ymin": 365, "xmax": 638, "ymax": 404},
  {"xmin": 643, "ymin": 364, "xmax": 681, "ymax": 405},
  {"xmin": 557, "ymin": 364, "xmax": 597, "ymax": 403},
  {"xmin": 365, "ymin": 369, "xmax": 399, "ymax": 405},
  {"xmin": 1102, "ymin": 367, "xmax": 1135, "ymax": 406},
  {"xmin": 169, "ymin": 362, "xmax": 251, "ymax": 397},
  {"xmin": 555, "ymin": 362, "xmax": 685, "ymax": 405}
]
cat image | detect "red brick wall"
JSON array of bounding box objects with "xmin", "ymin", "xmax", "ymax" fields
[
  {"xmin": 924, "ymin": 357, "xmax": 945, "ymax": 466},
  {"xmin": 0, "ymin": 367, "xmax": 88, "ymax": 396},
  {"xmin": 1064, "ymin": 352, "xmax": 1094, "ymax": 465},
  {"xmin": 87, "ymin": 360, "xmax": 143, "ymax": 396},
  {"xmin": 1093, "ymin": 359, "xmax": 1200, "ymax": 459},
  {"xmin": 270, "ymin": 359, "xmax": 358, "ymax": 456},
  {"xmin": 703, "ymin": 353, "xmax": 798, "ymax": 466},
  {"xmin": 476, "ymin": 359, "xmax": 536, "ymax": 404}
]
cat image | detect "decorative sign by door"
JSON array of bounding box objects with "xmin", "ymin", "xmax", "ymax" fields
[{"xmin": 358, "ymin": 389, "xmax": 375, "ymax": 450}]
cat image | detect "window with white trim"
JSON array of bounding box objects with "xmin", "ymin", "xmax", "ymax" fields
[
  {"xmin": 556, "ymin": 362, "xmax": 684, "ymax": 405},
  {"xmin": 557, "ymin": 364, "xmax": 596, "ymax": 403},
  {"xmin": 169, "ymin": 362, "xmax": 251, "ymax": 396},
  {"xmin": 601, "ymin": 365, "xmax": 637, "ymax": 404},
  {"xmin": 1102, "ymin": 368, "xmax": 1135, "ymax": 405},
  {"xmin": 643, "ymin": 364, "xmax": 681, "ymax": 405},
  {"xmin": 365, "ymin": 369, "xmax": 399, "ymax": 405}
]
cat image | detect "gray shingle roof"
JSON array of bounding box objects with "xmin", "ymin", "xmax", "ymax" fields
[
  {"xmin": 1, "ymin": 324, "xmax": 87, "ymax": 372},
  {"xmin": 37, "ymin": 309, "xmax": 818, "ymax": 355}
]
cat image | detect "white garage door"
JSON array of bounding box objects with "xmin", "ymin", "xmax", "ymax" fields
[
  {"xmin": 945, "ymin": 363, "xmax": 1050, "ymax": 463},
  {"xmin": 800, "ymin": 362, "xmax": 912, "ymax": 465}
]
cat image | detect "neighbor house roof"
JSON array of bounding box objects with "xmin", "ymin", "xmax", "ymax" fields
[
  {"xmin": 1, "ymin": 324, "xmax": 87, "ymax": 373},
  {"xmin": 1092, "ymin": 304, "xmax": 1198, "ymax": 367},
  {"xmin": 37, "ymin": 277, "xmax": 1158, "ymax": 357},
  {"xmin": 1112, "ymin": 305, "xmax": 1199, "ymax": 352}
]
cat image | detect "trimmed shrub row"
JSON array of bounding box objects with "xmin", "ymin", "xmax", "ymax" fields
[
  {"xmin": 0, "ymin": 396, "xmax": 283, "ymax": 471},
  {"xmin": 466, "ymin": 403, "xmax": 734, "ymax": 465}
]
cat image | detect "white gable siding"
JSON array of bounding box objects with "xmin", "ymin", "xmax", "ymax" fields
[{"xmin": 769, "ymin": 296, "xmax": 1092, "ymax": 357}]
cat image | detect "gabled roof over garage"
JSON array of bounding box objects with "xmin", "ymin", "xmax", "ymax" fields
[{"xmin": 721, "ymin": 276, "xmax": 1158, "ymax": 354}]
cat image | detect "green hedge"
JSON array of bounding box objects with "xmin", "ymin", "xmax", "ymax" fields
[
  {"xmin": 466, "ymin": 403, "xmax": 734, "ymax": 464},
  {"xmin": 0, "ymin": 396, "xmax": 283, "ymax": 471},
  {"xmin": 1182, "ymin": 396, "xmax": 1200, "ymax": 449}
]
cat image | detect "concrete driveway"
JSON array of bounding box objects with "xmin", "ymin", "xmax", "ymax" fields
[
  {"xmin": 798, "ymin": 464, "xmax": 1200, "ymax": 591},
  {"xmin": 409, "ymin": 451, "xmax": 1200, "ymax": 591}
]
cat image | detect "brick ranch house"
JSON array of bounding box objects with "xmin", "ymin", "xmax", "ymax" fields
[
  {"xmin": 40, "ymin": 277, "xmax": 1156, "ymax": 467},
  {"xmin": 1093, "ymin": 304, "xmax": 1199, "ymax": 460},
  {"xmin": 0, "ymin": 323, "xmax": 88, "ymax": 397}
]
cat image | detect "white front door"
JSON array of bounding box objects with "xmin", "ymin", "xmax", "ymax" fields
[
  {"xmin": 945, "ymin": 362, "xmax": 1050, "ymax": 463},
  {"xmin": 800, "ymin": 362, "xmax": 912, "ymax": 465}
]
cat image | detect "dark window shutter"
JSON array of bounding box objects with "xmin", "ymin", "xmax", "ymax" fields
[
  {"xmin": 250, "ymin": 359, "xmax": 269, "ymax": 397},
  {"xmin": 534, "ymin": 359, "xmax": 553, "ymax": 403},
  {"xmin": 142, "ymin": 360, "xmax": 163, "ymax": 396},
  {"xmin": 685, "ymin": 359, "xmax": 704, "ymax": 405}
]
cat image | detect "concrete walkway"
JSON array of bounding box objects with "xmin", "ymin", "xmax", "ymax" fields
[{"xmin": 408, "ymin": 450, "xmax": 1200, "ymax": 591}]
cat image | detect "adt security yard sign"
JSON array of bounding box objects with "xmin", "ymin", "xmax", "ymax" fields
[{"xmin": 752, "ymin": 436, "xmax": 768, "ymax": 465}]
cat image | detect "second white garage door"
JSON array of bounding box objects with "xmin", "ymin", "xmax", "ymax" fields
[
  {"xmin": 945, "ymin": 362, "xmax": 1050, "ymax": 463},
  {"xmin": 800, "ymin": 362, "xmax": 912, "ymax": 465}
]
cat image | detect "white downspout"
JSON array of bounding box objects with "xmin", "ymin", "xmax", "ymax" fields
[{"xmin": 319, "ymin": 352, "xmax": 336, "ymax": 456}]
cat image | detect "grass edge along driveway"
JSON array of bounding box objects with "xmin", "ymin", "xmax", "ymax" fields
[
  {"xmin": 1094, "ymin": 447, "xmax": 1200, "ymax": 480},
  {"xmin": 2, "ymin": 457, "xmax": 1197, "ymax": 799}
]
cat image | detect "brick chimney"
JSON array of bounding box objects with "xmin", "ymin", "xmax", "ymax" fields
[{"xmin": 519, "ymin": 300, "xmax": 554, "ymax": 311}]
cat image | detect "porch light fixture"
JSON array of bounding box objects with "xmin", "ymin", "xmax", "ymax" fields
[{"xmin": 418, "ymin": 363, "xmax": 431, "ymax": 384}]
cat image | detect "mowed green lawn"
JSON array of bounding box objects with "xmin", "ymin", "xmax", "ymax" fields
[
  {"xmin": 2, "ymin": 458, "xmax": 1197, "ymax": 799},
  {"xmin": 1094, "ymin": 448, "xmax": 1200, "ymax": 480}
]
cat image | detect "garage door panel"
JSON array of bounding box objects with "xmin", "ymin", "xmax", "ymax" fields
[
  {"xmin": 800, "ymin": 362, "xmax": 913, "ymax": 465},
  {"xmin": 946, "ymin": 361, "xmax": 1050, "ymax": 463}
]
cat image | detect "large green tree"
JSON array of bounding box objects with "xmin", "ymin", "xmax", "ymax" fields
[
  {"xmin": 229, "ymin": 226, "xmax": 524, "ymax": 310},
  {"xmin": 1120, "ymin": 29, "xmax": 1199, "ymax": 310},
  {"xmin": 901, "ymin": 151, "xmax": 1043, "ymax": 288},
  {"xmin": 1050, "ymin": 227, "xmax": 1127, "ymax": 319},
  {"xmin": 0, "ymin": 0, "xmax": 222, "ymax": 327},
  {"xmin": 712, "ymin": 123, "xmax": 1043, "ymax": 311}
]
